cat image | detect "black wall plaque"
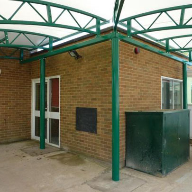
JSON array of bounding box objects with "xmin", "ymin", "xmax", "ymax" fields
[{"xmin": 76, "ymin": 107, "xmax": 97, "ymax": 134}]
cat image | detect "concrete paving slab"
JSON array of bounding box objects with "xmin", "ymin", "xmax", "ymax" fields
[
  {"xmin": 1, "ymin": 140, "xmax": 192, "ymax": 192},
  {"xmin": 87, "ymin": 172, "xmax": 145, "ymax": 192}
]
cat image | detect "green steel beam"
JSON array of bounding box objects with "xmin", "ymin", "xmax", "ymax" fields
[
  {"xmin": 0, "ymin": 56, "xmax": 19, "ymax": 60},
  {"xmin": 0, "ymin": 21, "xmax": 97, "ymax": 35},
  {"xmin": 166, "ymin": 39, "xmax": 169, "ymax": 53},
  {"xmin": 169, "ymin": 47, "xmax": 192, "ymax": 52},
  {"xmin": 13, "ymin": 0, "xmax": 107, "ymax": 22},
  {"xmin": 120, "ymin": 4, "xmax": 192, "ymax": 22},
  {"xmin": 158, "ymin": 34, "xmax": 192, "ymax": 41},
  {"xmin": 119, "ymin": 4, "xmax": 192, "ymax": 61},
  {"xmin": 132, "ymin": 25, "xmax": 192, "ymax": 35},
  {"xmin": 21, "ymin": 33, "xmax": 113, "ymax": 64},
  {"xmin": 189, "ymin": 51, "xmax": 192, "ymax": 62},
  {"xmin": 49, "ymin": 37, "xmax": 53, "ymax": 51},
  {"xmin": 96, "ymin": 19, "xmax": 100, "ymax": 36},
  {"xmin": 0, "ymin": 0, "xmax": 109, "ymax": 51},
  {"xmin": 113, "ymin": 0, "xmax": 119, "ymax": 23},
  {"xmin": 127, "ymin": 20, "xmax": 131, "ymax": 37},
  {"xmin": 0, "ymin": 44, "xmax": 49, "ymax": 50},
  {"xmin": 112, "ymin": 36, "xmax": 120, "ymax": 181},
  {"xmin": 4, "ymin": 31, "xmax": 9, "ymax": 44},
  {"xmin": 118, "ymin": 33, "xmax": 192, "ymax": 65},
  {"xmin": 180, "ymin": 8, "xmax": 185, "ymax": 25},
  {"xmin": 0, "ymin": 37, "xmax": 6, "ymax": 44},
  {"xmin": 183, "ymin": 63, "xmax": 188, "ymax": 109},
  {"xmin": 114, "ymin": 0, "xmax": 125, "ymax": 31},
  {"xmin": 20, "ymin": 49, "xmax": 24, "ymax": 61},
  {"xmin": 0, "ymin": 29, "xmax": 60, "ymax": 39},
  {"xmin": 40, "ymin": 58, "xmax": 46, "ymax": 149}
]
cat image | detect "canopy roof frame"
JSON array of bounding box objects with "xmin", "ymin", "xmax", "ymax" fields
[
  {"xmin": 0, "ymin": 0, "xmax": 191, "ymax": 62},
  {"xmin": 0, "ymin": 0, "xmax": 109, "ymax": 55},
  {"xmin": 0, "ymin": 0, "xmax": 190, "ymax": 183},
  {"xmin": 119, "ymin": 4, "xmax": 192, "ymax": 59}
]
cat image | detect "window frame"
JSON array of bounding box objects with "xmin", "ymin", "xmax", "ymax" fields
[{"xmin": 161, "ymin": 76, "xmax": 183, "ymax": 110}]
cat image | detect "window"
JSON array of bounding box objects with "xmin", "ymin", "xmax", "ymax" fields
[{"xmin": 162, "ymin": 77, "xmax": 183, "ymax": 109}]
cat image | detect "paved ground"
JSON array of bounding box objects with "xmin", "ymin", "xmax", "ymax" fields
[{"xmin": 0, "ymin": 141, "xmax": 192, "ymax": 192}]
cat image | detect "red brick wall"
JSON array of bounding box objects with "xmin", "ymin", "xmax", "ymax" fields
[
  {"xmin": 0, "ymin": 37, "xmax": 183, "ymax": 163},
  {"xmin": 0, "ymin": 50, "xmax": 31, "ymax": 143},
  {"xmin": 30, "ymin": 41, "xmax": 113, "ymax": 161},
  {"xmin": 119, "ymin": 41, "xmax": 183, "ymax": 163}
]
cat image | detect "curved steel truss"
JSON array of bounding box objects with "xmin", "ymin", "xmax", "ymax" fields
[
  {"xmin": 0, "ymin": 1, "xmax": 191, "ymax": 64},
  {"xmin": 119, "ymin": 4, "xmax": 192, "ymax": 61},
  {"xmin": 0, "ymin": 0, "xmax": 108, "ymax": 55}
]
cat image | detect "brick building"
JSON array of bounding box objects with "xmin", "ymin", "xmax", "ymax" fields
[
  {"xmin": 0, "ymin": 31, "xmax": 185, "ymax": 165},
  {"xmin": 0, "ymin": 0, "xmax": 191, "ymax": 181}
]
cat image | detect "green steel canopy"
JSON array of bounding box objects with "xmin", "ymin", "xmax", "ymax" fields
[
  {"xmin": 1, "ymin": 0, "xmax": 190, "ymax": 182},
  {"xmin": 0, "ymin": 0, "xmax": 191, "ymax": 63}
]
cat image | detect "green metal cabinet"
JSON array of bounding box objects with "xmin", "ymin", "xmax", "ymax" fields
[{"xmin": 125, "ymin": 110, "xmax": 190, "ymax": 176}]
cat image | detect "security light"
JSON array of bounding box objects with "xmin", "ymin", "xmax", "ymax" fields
[{"xmin": 68, "ymin": 50, "xmax": 82, "ymax": 60}]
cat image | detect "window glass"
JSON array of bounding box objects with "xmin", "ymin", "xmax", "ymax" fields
[
  {"xmin": 49, "ymin": 119, "xmax": 59, "ymax": 145},
  {"xmin": 174, "ymin": 82, "xmax": 182, "ymax": 109},
  {"xmin": 49, "ymin": 78, "xmax": 59, "ymax": 112},
  {"xmin": 35, "ymin": 117, "xmax": 47, "ymax": 139},
  {"xmin": 162, "ymin": 80, "xmax": 173, "ymax": 109},
  {"xmin": 162, "ymin": 78, "xmax": 182, "ymax": 110}
]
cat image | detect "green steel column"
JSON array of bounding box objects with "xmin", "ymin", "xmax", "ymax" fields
[
  {"xmin": 112, "ymin": 36, "xmax": 120, "ymax": 181},
  {"xmin": 183, "ymin": 62, "xmax": 188, "ymax": 109},
  {"xmin": 20, "ymin": 49, "xmax": 23, "ymax": 62},
  {"xmin": 40, "ymin": 58, "xmax": 46, "ymax": 149}
]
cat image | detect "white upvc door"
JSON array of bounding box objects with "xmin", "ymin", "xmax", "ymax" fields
[{"xmin": 31, "ymin": 76, "xmax": 60, "ymax": 148}]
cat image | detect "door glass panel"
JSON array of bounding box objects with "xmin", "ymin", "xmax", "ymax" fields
[
  {"xmin": 35, "ymin": 83, "xmax": 47, "ymax": 111},
  {"xmin": 162, "ymin": 80, "xmax": 173, "ymax": 109},
  {"xmin": 174, "ymin": 82, "xmax": 182, "ymax": 109},
  {"xmin": 49, "ymin": 119, "xmax": 59, "ymax": 145},
  {"xmin": 49, "ymin": 78, "xmax": 59, "ymax": 112},
  {"xmin": 35, "ymin": 117, "xmax": 47, "ymax": 139}
]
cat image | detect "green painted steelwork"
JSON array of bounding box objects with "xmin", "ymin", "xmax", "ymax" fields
[
  {"xmin": 166, "ymin": 39, "xmax": 169, "ymax": 53},
  {"xmin": 120, "ymin": 4, "xmax": 192, "ymax": 22},
  {"xmin": 40, "ymin": 58, "xmax": 45, "ymax": 149},
  {"xmin": 21, "ymin": 33, "xmax": 114, "ymax": 64},
  {"xmin": 114, "ymin": 0, "xmax": 125, "ymax": 31},
  {"xmin": 0, "ymin": 30, "xmax": 58, "ymax": 51},
  {"xmin": 20, "ymin": 49, "xmax": 23, "ymax": 61},
  {"xmin": 118, "ymin": 33, "xmax": 192, "ymax": 65},
  {"xmin": 13, "ymin": 0, "xmax": 107, "ymax": 22},
  {"xmin": 0, "ymin": 0, "xmax": 108, "ymax": 50},
  {"xmin": 119, "ymin": 4, "xmax": 192, "ymax": 60},
  {"xmin": 112, "ymin": 36, "xmax": 120, "ymax": 181},
  {"xmin": 0, "ymin": 47, "xmax": 20, "ymax": 60},
  {"xmin": 183, "ymin": 63, "xmax": 188, "ymax": 109},
  {"xmin": 189, "ymin": 52, "xmax": 192, "ymax": 62},
  {"xmin": 6, "ymin": 0, "xmax": 107, "ymax": 36},
  {"xmin": 0, "ymin": 29, "xmax": 60, "ymax": 39}
]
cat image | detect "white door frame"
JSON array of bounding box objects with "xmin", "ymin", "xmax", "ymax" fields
[{"xmin": 31, "ymin": 75, "xmax": 60, "ymax": 148}]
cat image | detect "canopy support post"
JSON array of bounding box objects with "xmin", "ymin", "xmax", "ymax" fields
[
  {"xmin": 20, "ymin": 49, "xmax": 23, "ymax": 62},
  {"xmin": 112, "ymin": 36, "xmax": 120, "ymax": 181},
  {"xmin": 40, "ymin": 58, "xmax": 46, "ymax": 149},
  {"xmin": 189, "ymin": 51, "xmax": 192, "ymax": 62},
  {"xmin": 183, "ymin": 62, "xmax": 188, "ymax": 109}
]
